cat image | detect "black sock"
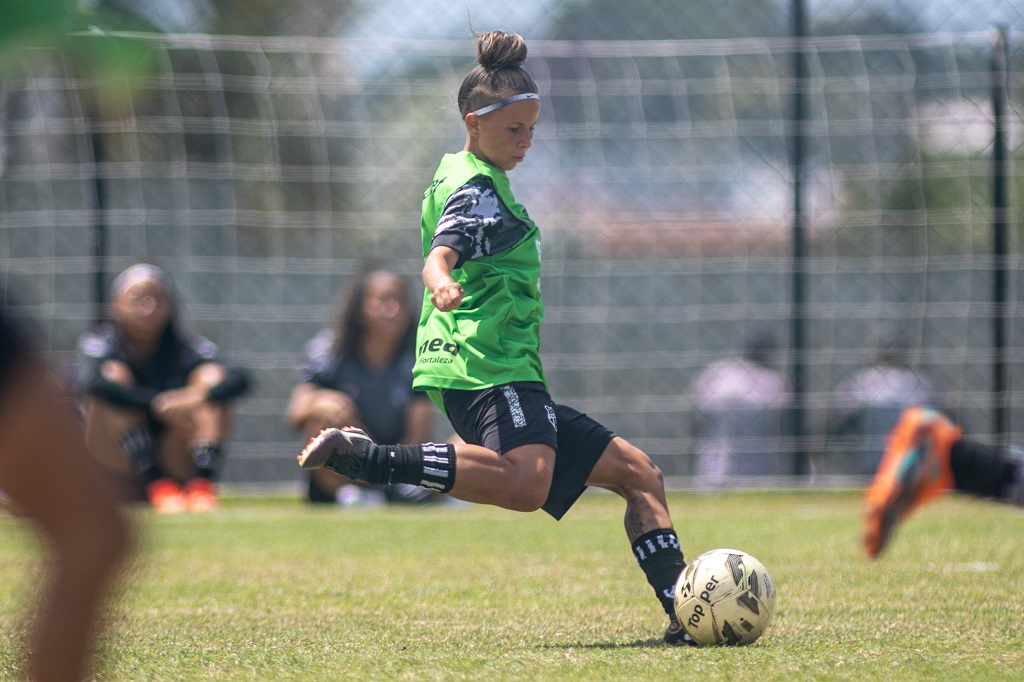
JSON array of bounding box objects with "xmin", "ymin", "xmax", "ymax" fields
[
  {"xmin": 191, "ymin": 441, "xmax": 224, "ymax": 481},
  {"xmin": 358, "ymin": 443, "xmax": 456, "ymax": 493},
  {"xmin": 951, "ymin": 439, "xmax": 1024, "ymax": 504},
  {"xmin": 632, "ymin": 528, "xmax": 686, "ymax": 619},
  {"xmin": 1007, "ymin": 451, "xmax": 1024, "ymax": 507},
  {"xmin": 119, "ymin": 427, "xmax": 162, "ymax": 485}
]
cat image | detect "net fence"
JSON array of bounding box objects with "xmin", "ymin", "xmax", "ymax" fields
[{"xmin": 2, "ymin": 26, "xmax": 1023, "ymax": 488}]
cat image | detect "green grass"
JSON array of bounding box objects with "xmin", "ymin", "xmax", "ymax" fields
[{"xmin": 0, "ymin": 490, "xmax": 1021, "ymax": 681}]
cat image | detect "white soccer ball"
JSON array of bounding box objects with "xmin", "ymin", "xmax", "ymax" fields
[{"xmin": 673, "ymin": 548, "xmax": 777, "ymax": 646}]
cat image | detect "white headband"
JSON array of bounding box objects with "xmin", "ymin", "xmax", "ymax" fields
[
  {"xmin": 470, "ymin": 92, "xmax": 540, "ymax": 118},
  {"xmin": 110, "ymin": 263, "xmax": 173, "ymax": 300}
]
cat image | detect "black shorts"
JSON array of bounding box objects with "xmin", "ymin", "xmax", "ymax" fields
[{"xmin": 442, "ymin": 382, "xmax": 615, "ymax": 520}]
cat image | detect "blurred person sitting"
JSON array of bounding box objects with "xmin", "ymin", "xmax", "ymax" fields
[
  {"xmin": 77, "ymin": 263, "xmax": 251, "ymax": 513},
  {"xmin": 825, "ymin": 327, "xmax": 947, "ymax": 476},
  {"xmin": 287, "ymin": 266, "xmax": 444, "ymax": 506},
  {"xmin": 690, "ymin": 327, "xmax": 795, "ymax": 484}
]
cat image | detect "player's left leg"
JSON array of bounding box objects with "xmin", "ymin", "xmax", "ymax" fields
[
  {"xmin": 166, "ymin": 362, "xmax": 235, "ymax": 512},
  {"xmin": 585, "ymin": 436, "xmax": 693, "ymax": 645},
  {"xmin": 298, "ymin": 426, "xmax": 553, "ymax": 511},
  {"xmin": 298, "ymin": 383, "xmax": 559, "ymax": 512}
]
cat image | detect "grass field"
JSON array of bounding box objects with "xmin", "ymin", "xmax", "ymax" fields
[{"xmin": 0, "ymin": 490, "xmax": 1021, "ymax": 681}]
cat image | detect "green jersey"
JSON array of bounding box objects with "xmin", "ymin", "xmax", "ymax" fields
[{"xmin": 413, "ymin": 152, "xmax": 546, "ymax": 399}]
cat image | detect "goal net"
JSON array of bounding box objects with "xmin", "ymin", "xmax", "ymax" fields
[{"xmin": 2, "ymin": 31, "xmax": 1022, "ymax": 487}]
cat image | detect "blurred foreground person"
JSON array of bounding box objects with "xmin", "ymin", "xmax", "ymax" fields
[
  {"xmin": 0, "ymin": 299, "xmax": 132, "ymax": 682},
  {"xmin": 864, "ymin": 406, "xmax": 1023, "ymax": 558},
  {"xmin": 79, "ymin": 264, "xmax": 250, "ymax": 513}
]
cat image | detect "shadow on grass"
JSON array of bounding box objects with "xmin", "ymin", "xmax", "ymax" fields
[{"xmin": 538, "ymin": 638, "xmax": 668, "ymax": 650}]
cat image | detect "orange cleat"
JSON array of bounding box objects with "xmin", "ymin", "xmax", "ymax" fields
[
  {"xmin": 147, "ymin": 478, "xmax": 186, "ymax": 515},
  {"xmin": 183, "ymin": 478, "xmax": 218, "ymax": 513},
  {"xmin": 864, "ymin": 407, "xmax": 961, "ymax": 558}
]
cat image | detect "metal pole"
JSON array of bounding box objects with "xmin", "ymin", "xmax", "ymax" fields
[
  {"xmin": 991, "ymin": 25, "xmax": 1010, "ymax": 443},
  {"xmin": 91, "ymin": 129, "xmax": 108, "ymax": 328},
  {"xmin": 789, "ymin": 0, "xmax": 809, "ymax": 475}
]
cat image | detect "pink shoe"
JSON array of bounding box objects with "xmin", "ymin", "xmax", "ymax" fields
[
  {"xmin": 147, "ymin": 478, "xmax": 186, "ymax": 514},
  {"xmin": 183, "ymin": 478, "xmax": 218, "ymax": 513}
]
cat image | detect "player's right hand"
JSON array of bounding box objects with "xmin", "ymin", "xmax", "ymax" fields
[{"xmin": 431, "ymin": 281, "xmax": 464, "ymax": 312}]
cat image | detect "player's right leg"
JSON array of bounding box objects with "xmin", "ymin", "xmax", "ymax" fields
[
  {"xmin": 297, "ymin": 426, "xmax": 374, "ymax": 471},
  {"xmin": 85, "ymin": 395, "xmax": 187, "ymax": 513},
  {"xmin": 83, "ymin": 361, "xmax": 188, "ymax": 513},
  {"xmin": 863, "ymin": 406, "xmax": 961, "ymax": 558},
  {"xmin": 299, "ymin": 383, "xmax": 560, "ymax": 512},
  {"xmin": 298, "ymin": 426, "xmax": 555, "ymax": 512}
]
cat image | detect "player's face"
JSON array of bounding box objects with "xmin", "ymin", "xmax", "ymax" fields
[
  {"xmin": 465, "ymin": 97, "xmax": 540, "ymax": 172},
  {"xmin": 113, "ymin": 280, "xmax": 173, "ymax": 344},
  {"xmin": 361, "ymin": 273, "xmax": 409, "ymax": 339}
]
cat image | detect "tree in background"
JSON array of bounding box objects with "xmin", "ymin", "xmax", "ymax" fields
[
  {"xmin": 95, "ymin": 0, "xmax": 356, "ymax": 37},
  {"xmin": 544, "ymin": 0, "xmax": 785, "ymax": 40},
  {"xmin": 73, "ymin": 0, "xmax": 366, "ymax": 263}
]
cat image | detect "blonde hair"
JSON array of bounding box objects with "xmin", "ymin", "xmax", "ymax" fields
[{"xmin": 457, "ymin": 31, "xmax": 538, "ymax": 119}]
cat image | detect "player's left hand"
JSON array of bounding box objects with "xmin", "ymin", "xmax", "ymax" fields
[{"xmin": 151, "ymin": 386, "xmax": 205, "ymax": 428}]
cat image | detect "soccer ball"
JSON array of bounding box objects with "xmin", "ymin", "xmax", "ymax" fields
[{"xmin": 673, "ymin": 548, "xmax": 777, "ymax": 646}]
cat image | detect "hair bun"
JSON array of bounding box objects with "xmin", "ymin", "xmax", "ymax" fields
[{"xmin": 476, "ymin": 31, "xmax": 528, "ymax": 71}]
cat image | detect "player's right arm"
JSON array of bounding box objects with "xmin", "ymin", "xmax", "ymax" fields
[
  {"xmin": 78, "ymin": 330, "xmax": 159, "ymax": 408},
  {"xmin": 423, "ymin": 246, "xmax": 464, "ymax": 312},
  {"xmin": 424, "ymin": 176, "xmax": 526, "ymax": 313}
]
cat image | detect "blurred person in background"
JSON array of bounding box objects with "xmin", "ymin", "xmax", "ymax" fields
[
  {"xmin": 287, "ymin": 266, "xmax": 444, "ymax": 506},
  {"xmin": 825, "ymin": 327, "xmax": 947, "ymax": 476},
  {"xmin": 0, "ymin": 296, "xmax": 132, "ymax": 682},
  {"xmin": 298, "ymin": 30, "xmax": 694, "ymax": 646},
  {"xmin": 78, "ymin": 264, "xmax": 251, "ymax": 513},
  {"xmin": 690, "ymin": 326, "xmax": 795, "ymax": 483}
]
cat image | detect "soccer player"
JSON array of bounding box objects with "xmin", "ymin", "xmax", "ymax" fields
[
  {"xmin": 78, "ymin": 264, "xmax": 251, "ymax": 513},
  {"xmin": 299, "ymin": 30, "xmax": 693, "ymax": 645},
  {"xmin": 0, "ymin": 299, "xmax": 132, "ymax": 682},
  {"xmin": 864, "ymin": 406, "xmax": 1024, "ymax": 558}
]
